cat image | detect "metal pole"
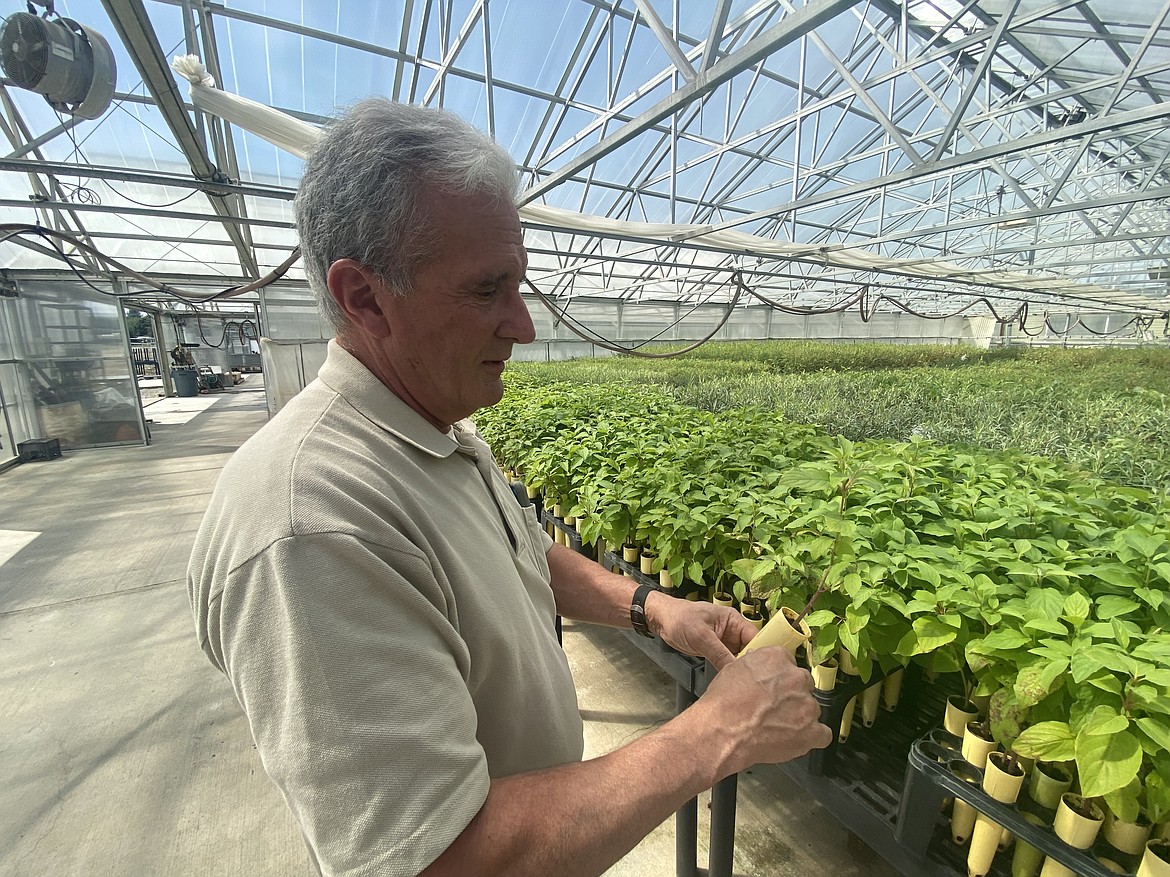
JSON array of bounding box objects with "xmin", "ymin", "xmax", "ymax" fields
[
  {"xmin": 708, "ymin": 773, "xmax": 738, "ymax": 877},
  {"xmin": 674, "ymin": 683, "xmax": 698, "ymax": 877}
]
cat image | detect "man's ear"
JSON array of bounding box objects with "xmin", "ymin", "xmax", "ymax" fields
[{"xmin": 326, "ymin": 259, "xmax": 391, "ymax": 338}]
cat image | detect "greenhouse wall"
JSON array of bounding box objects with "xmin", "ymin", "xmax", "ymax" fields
[
  {"xmin": 254, "ymin": 290, "xmax": 1007, "ymax": 412},
  {"xmin": 0, "ymin": 280, "xmax": 147, "ymax": 454},
  {"xmin": 251, "ymin": 286, "xmax": 1166, "ymax": 413}
]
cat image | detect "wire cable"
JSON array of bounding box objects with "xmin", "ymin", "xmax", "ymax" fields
[
  {"xmin": 3, "ymin": 224, "xmax": 1157, "ymax": 346},
  {"xmin": 0, "ymin": 223, "xmax": 300, "ymax": 304},
  {"xmin": 524, "ymin": 272, "xmax": 746, "ymax": 358}
]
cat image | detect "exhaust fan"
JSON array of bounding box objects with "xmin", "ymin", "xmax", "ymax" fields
[{"xmin": 0, "ymin": 10, "xmax": 116, "ymax": 120}]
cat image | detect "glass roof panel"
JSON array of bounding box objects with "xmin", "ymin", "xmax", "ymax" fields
[{"xmin": 0, "ymin": 0, "xmax": 1165, "ymax": 314}]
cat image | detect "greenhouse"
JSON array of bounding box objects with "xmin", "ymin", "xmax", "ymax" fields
[{"xmin": 1, "ymin": 1, "xmax": 1168, "ymax": 876}]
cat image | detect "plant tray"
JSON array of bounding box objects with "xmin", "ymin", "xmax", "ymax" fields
[
  {"xmin": 596, "ymin": 547, "xmax": 1121, "ymax": 877},
  {"xmin": 540, "ymin": 510, "xmax": 593, "ymax": 558},
  {"xmin": 897, "ymin": 730, "xmax": 1122, "ymax": 877},
  {"xmin": 762, "ymin": 667, "xmax": 968, "ymax": 877},
  {"xmin": 599, "ymin": 550, "xmax": 959, "ymax": 876}
]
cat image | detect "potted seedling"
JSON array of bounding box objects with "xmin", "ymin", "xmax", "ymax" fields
[{"xmin": 1140, "ymin": 839, "xmax": 1170, "ymax": 876}]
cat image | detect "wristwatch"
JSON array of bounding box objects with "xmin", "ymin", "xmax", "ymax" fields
[{"xmin": 630, "ymin": 583, "xmax": 657, "ymax": 638}]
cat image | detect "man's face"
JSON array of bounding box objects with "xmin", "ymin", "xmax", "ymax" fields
[{"xmin": 374, "ymin": 189, "xmax": 536, "ymax": 430}]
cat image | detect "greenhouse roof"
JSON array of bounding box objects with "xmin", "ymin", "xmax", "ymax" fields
[{"xmin": 1, "ymin": 0, "xmax": 1169, "ymax": 318}]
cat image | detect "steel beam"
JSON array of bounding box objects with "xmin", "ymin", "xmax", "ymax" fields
[
  {"xmin": 834, "ymin": 184, "xmax": 1170, "ymax": 251},
  {"xmin": 0, "ymin": 87, "xmax": 104, "ymax": 272},
  {"xmin": 697, "ymin": 102, "xmax": 1170, "ymax": 238},
  {"xmin": 0, "ymin": 158, "xmax": 294, "ymax": 200},
  {"xmin": 190, "ymin": 0, "xmax": 257, "ymax": 258},
  {"xmin": 699, "ymin": 0, "xmax": 733, "ymax": 73},
  {"xmin": 101, "ymin": 0, "xmax": 259, "ymax": 277},
  {"xmin": 632, "ymin": 0, "xmax": 696, "ymax": 81},
  {"xmin": 0, "ymin": 198, "xmax": 292, "ymax": 229},
  {"xmin": 520, "ymin": 0, "xmax": 858, "ymax": 205},
  {"xmin": 929, "ymin": 0, "xmax": 1020, "ymax": 163},
  {"xmin": 421, "ymin": 1, "xmax": 486, "ymax": 107},
  {"xmin": 4, "ymin": 117, "xmax": 84, "ymax": 160},
  {"xmin": 392, "ymin": 0, "xmax": 417, "ymax": 102}
]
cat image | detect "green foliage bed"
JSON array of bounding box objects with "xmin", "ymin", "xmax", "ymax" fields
[
  {"xmin": 512, "ymin": 342, "xmax": 1170, "ymax": 495},
  {"xmin": 479, "ymin": 343, "xmax": 1170, "ymax": 826}
]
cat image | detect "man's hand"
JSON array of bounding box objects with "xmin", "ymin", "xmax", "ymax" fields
[
  {"xmin": 692, "ymin": 646, "xmax": 833, "ymax": 777},
  {"xmin": 643, "ymin": 591, "xmax": 758, "ymax": 671}
]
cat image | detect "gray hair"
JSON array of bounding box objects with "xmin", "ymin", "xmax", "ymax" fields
[{"xmin": 294, "ymin": 99, "xmax": 520, "ymax": 333}]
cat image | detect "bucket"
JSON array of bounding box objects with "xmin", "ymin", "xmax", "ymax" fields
[{"xmin": 172, "ymin": 368, "xmax": 199, "ymax": 397}]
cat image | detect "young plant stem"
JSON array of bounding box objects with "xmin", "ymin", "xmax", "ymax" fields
[
  {"xmin": 1003, "ymin": 751, "xmax": 1019, "ymax": 775},
  {"xmin": 792, "ymin": 572, "xmax": 830, "ymax": 626},
  {"xmin": 792, "ymin": 535, "xmax": 842, "ymax": 626}
]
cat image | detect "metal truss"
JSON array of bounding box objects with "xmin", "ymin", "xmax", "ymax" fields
[{"xmin": 0, "ymin": 0, "xmax": 1167, "ymax": 320}]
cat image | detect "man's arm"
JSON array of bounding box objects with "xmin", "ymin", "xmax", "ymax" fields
[
  {"xmin": 544, "ymin": 540, "xmax": 756, "ymax": 668},
  {"xmin": 422, "ymin": 643, "xmax": 831, "ymax": 877}
]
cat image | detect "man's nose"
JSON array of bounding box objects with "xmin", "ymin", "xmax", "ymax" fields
[{"xmin": 500, "ymin": 285, "xmax": 537, "ymax": 345}]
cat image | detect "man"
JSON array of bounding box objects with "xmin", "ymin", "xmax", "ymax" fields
[{"xmin": 187, "ymin": 98, "xmax": 830, "ymax": 877}]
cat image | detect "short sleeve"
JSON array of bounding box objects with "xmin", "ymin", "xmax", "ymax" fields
[{"xmin": 216, "ymin": 531, "xmax": 490, "ymax": 877}]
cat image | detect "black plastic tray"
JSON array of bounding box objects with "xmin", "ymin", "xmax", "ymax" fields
[
  {"xmin": 541, "ymin": 509, "xmax": 594, "ymax": 558},
  {"xmin": 898, "ymin": 730, "xmax": 1121, "ymax": 877}
]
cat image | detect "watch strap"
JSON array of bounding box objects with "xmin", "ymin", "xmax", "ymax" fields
[{"xmin": 630, "ymin": 583, "xmax": 657, "ymax": 638}]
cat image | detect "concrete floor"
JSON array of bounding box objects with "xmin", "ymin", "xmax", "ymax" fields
[{"xmin": 0, "ymin": 382, "xmax": 898, "ymax": 877}]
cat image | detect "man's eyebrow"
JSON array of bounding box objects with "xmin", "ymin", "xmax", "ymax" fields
[{"xmin": 468, "ymin": 271, "xmax": 517, "ymax": 289}]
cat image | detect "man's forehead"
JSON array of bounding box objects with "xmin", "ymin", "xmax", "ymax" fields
[{"xmin": 421, "ymin": 185, "xmax": 519, "ymax": 220}]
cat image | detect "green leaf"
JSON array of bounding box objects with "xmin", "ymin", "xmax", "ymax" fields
[
  {"xmin": 1023, "ymin": 618, "xmax": 1069, "ymax": 636},
  {"xmin": 1137, "ymin": 588, "xmax": 1167, "ymax": 611},
  {"xmin": 989, "ymin": 688, "xmax": 1027, "ymax": 750},
  {"xmin": 731, "ymin": 557, "xmax": 768, "ymax": 584},
  {"xmin": 1012, "ymin": 721, "xmax": 1076, "ymax": 762},
  {"xmin": 731, "ymin": 579, "xmax": 747, "ymax": 603},
  {"xmin": 1070, "ymin": 691, "xmax": 1123, "ymax": 736},
  {"xmin": 1014, "ymin": 662, "xmax": 1059, "ymax": 709},
  {"xmin": 779, "ymin": 467, "xmax": 833, "ymax": 493},
  {"xmin": 1086, "ymin": 674, "xmax": 1124, "ymax": 696},
  {"xmin": 804, "ymin": 609, "xmax": 837, "ymax": 628},
  {"xmin": 1070, "ymin": 648, "xmax": 1109, "ymax": 684},
  {"xmin": 1073, "ymin": 645, "xmax": 1139, "ymax": 678},
  {"xmin": 841, "ymin": 572, "xmax": 863, "ymax": 597},
  {"xmin": 972, "ymin": 630, "xmax": 1032, "ymax": 653},
  {"xmin": 1037, "ymin": 658, "xmax": 1068, "ymax": 696},
  {"xmin": 1080, "ymin": 710, "xmax": 1130, "ymax": 737},
  {"xmin": 1136, "ymin": 717, "xmax": 1170, "ymax": 754},
  {"xmin": 1063, "ymin": 592, "xmax": 1091, "ymax": 624},
  {"xmin": 1147, "ymin": 769, "xmax": 1170, "ymax": 826},
  {"xmin": 913, "ymin": 561, "xmax": 941, "ymax": 588},
  {"xmin": 1111, "ymin": 618, "xmax": 1132, "ymax": 651},
  {"xmin": 810, "ymin": 624, "xmax": 840, "ymax": 666},
  {"xmin": 898, "ymin": 616, "xmax": 957, "ymax": 657},
  {"xmin": 1128, "ymin": 686, "xmax": 1169, "ymax": 714},
  {"xmin": 1085, "ymin": 564, "xmax": 1142, "ymax": 589},
  {"xmin": 1026, "ymin": 588, "xmax": 1067, "ymax": 620},
  {"xmin": 1123, "ymin": 530, "xmax": 1164, "ymax": 559},
  {"xmin": 1075, "ymin": 729, "xmax": 1142, "ymax": 798},
  {"xmin": 965, "ymin": 641, "xmax": 992, "ymax": 673},
  {"xmin": 845, "ymin": 604, "xmax": 870, "ymax": 635},
  {"xmin": 1103, "ymin": 777, "xmax": 1142, "ymax": 824},
  {"xmin": 838, "ymin": 624, "xmax": 860, "ymax": 658},
  {"xmin": 1096, "ymin": 596, "xmax": 1141, "ymax": 620},
  {"xmin": 687, "ymin": 561, "xmax": 704, "ymax": 586}
]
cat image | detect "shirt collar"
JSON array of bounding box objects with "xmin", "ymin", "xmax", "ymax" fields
[{"xmin": 316, "ymin": 339, "xmax": 459, "ymax": 459}]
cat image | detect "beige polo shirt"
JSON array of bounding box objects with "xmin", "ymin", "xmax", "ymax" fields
[{"xmin": 187, "ymin": 340, "xmax": 583, "ymax": 877}]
